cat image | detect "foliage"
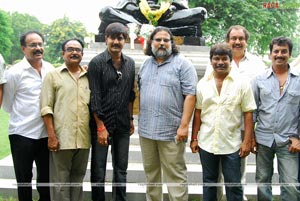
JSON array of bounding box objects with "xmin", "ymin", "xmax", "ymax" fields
[
  {"xmin": 42, "ymin": 16, "xmax": 87, "ymax": 64},
  {"xmin": 0, "ymin": 10, "xmax": 13, "ymax": 63},
  {"xmin": 0, "ymin": 109, "xmax": 10, "ymax": 159},
  {"xmin": 10, "ymin": 12, "xmax": 44, "ymax": 63},
  {"xmin": 189, "ymin": 0, "xmax": 300, "ymax": 56}
]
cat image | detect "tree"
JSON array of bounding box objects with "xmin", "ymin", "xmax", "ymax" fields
[
  {"xmin": 0, "ymin": 10, "xmax": 13, "ymax": 63},
  {"xmin": 190, "ymin": 0, "xmax": 300, "ymax": 56},
  {"xmin": 43, "ymin": 16, "xmax": 87, "ymax": 64},
  {"xmin": 10, "ymin": 12, "xmax": 44, "ymax": 63}
]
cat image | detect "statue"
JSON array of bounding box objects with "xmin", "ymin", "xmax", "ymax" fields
[{"xmin": 96, "ymin": 0, "xmax": 207, "ymax": 45}]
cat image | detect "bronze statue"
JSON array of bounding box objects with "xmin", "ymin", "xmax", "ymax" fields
[{"xmin": 96, "ymin": 0, "xmax": 207, "ymax": 44}]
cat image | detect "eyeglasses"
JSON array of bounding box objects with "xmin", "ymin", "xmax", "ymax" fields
[
  {"xmin": 116, "ymin": 70, "xmax": 122, "ymax": 80},
  {"xmin": 65, "ymin": 47, "xmax": 82, "ymax": 53},
  {"xmin": 153, "ymin": 38, "xmax": 171, "ymax": 43},
  {"xmin": 230, "ymin": 37, "xmax": 246, "ymax": 41},
  {"xmin": 27, "ymin": 43, "xmax": 44, "ymax": 48}
]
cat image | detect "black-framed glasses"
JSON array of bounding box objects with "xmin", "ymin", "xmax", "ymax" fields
[
  {"xmin": 27, "ymin": 43, "xmax": 44, "ymax": 48},
  {"xmin": 116, "ymin": 70, "xmax": 122, "ymax": 80},
  {"xmin": 65, "ymin": 47, "xmax": 82, "ymax": 53},
  {"xmin": 153, "ymin": 38, "xmax": 171, "ymax": 43}
]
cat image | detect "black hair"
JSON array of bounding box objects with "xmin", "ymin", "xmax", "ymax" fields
[
  {"xmin": 144, "ymin": 26, "xmax": 179, "ymax": 56},
  {"xmin": 210, "ymin": 43, "xmax": 232, "ymax": 62},
  {"xmin": 61, "ymin": 38, "xmax": 84, "ymax": 51},
  {"xmin": 20, "ymin": 30, "xmax": 44, "ymax": 47},
  {"xmin": 269, "ymin": 36, "xmax": 293, "ymax": 55}
]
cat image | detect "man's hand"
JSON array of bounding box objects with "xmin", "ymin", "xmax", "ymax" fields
[
  {"xmin": 97, "ymin": 128, "xmax": 110, "ymax": 146},
  {"xmin": 250, "ymin": 135, "xmax": 257, "ymax": 154},
  {"xmin": 288, "ymin": 137, "xmax": 300, "ymax": 153},
  {"xmin": 190, "ymin": 140, "xmax": 199, "ymax": 153},
  {"xmin": 240, "ymin": 141, "xmax": 251, "ymax": 158},
  {"xmin": 176, "ymin": 125, "xmax": 188, "ymax": 143},
  {"xmin": 48, "ymin": 135, "xmax": 59, "ymax": 152},
  {"xmin": 130, "ymin": 120, "xmax": 135, "ymax": 135}
]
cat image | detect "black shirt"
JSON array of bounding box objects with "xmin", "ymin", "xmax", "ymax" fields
[{"xmin": 88, "ymin": 49, "xmax": 135, "ymax": 134}]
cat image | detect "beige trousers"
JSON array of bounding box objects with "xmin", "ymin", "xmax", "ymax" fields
[{"xmin": 140, "ymin": 136, "xmax": 188, "ymax": 201}]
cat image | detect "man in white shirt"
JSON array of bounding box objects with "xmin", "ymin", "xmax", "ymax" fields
[
  {"xmin": 204, "ymin": 25, "xmax": 266, "ymax": 201},
  {"xmin": 2, "ymin": 31, "xmax": 54, "ymax": 201}
]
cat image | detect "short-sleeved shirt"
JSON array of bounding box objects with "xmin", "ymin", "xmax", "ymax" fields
[
  {"xmin": 196, "ymin": 69, "xmax": 256, "ymax": 154},
  {"xmin": 138, "ymin": 54, "xmax": 198, "ymax": 141},
  {"xmin": 40, "ymin": 64, "xmax": 91, "ymax": 149}
]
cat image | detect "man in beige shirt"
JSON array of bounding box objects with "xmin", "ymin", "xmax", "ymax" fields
[{"xmin": 40, "ymin": 38, "xmax": 90, "ymax": 201}]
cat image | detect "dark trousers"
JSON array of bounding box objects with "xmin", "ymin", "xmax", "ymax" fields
[
  {"xmin": 9, "ymin": 134, "xmax": 50, "ymax": 201},
  {"xmin": 200, "ymin": 149, "xmax": 243, "ymax": 201},
  {"xmin": 90, "ymin": 130, "xmax": 130, "ymax": 201}
]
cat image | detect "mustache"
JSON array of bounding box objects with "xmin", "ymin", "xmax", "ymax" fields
[
  {"xmin": 33, "ymin": 50, "xmax": 43, "ymax": 55},
  {"xmin": 112, "ymin": 44, "xmax": 121, "ymax": 48},
  {"xmin": 275, "ymin": 57, "xmax": 285, "ymax": 60},
  {"xmin": 215, "ymin": 64, "xmax": 225, "ymax": 68},
  {"xmin": 70, "ymin": 55, "xmax": 80, "ymax": 59},
  {"xmin": 233, "ymin": 44, "xmax": 242, "ymax": 48}
]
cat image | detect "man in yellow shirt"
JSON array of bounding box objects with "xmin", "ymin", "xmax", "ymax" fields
[
  {"xmin": 190, "ymin": 43, "xmax": 256, "ymax": 201},
  {"xmin": 40, "ymin": 38, "xmax": 90, "ymax": 201}
]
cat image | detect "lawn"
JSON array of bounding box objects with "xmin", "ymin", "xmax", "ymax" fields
[{"xmin": 0, "ymin": 109, "xmax": 10, "ymax": 159}]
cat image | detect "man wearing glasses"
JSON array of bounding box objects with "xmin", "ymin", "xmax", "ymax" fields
[
  {"xmin": 40, "ymin": 38, "xmax": 90, "ymax": 200},
  {"xmin": 2, "ymin": 30, "xmax": 54, "ymax": 201},
  {"xmin": 138, "ymin": 26, "xmax": 197, "ymax": 201},
  {"xmin": 88, "ymin": 22, "xmax": 135, "ymax": 201}
]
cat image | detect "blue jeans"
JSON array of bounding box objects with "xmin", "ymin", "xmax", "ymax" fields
[
  {"xmin": 90, "ymin": 129, "xmax": 130, "ymax": 201},
  {"xmin": 256, "ymin": 143, "xmax": 300, "ymax": 201},
  {"xmin": 200, "ymin": 149, "xmax": 243, "ymax": 201}
]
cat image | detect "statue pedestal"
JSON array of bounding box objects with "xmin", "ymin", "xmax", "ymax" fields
[{"xmin": 95, "ymin": 34, "xmax": 205, "ymax": 46}]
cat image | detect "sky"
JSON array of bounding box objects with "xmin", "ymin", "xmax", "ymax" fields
[{"xmin": 0, "ymin": 0, "xmax": 118, "ymax": 33}]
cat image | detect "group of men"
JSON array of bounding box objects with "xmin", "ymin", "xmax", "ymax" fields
[{"xmin": 0, "ymin": 22, "xmax": 300, "ymax": 201}]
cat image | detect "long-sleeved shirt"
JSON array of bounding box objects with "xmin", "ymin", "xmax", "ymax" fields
[
  {"xmin": 252, "ymin": 66, "xmax": 300, "ymax": 147},
  {"xmin": 40, "ymin": 64, "xmax": 91, "ymax": 149},
  {"xmin": 88, "ymin": 49, "xmax": 135, "ymax": 133},
  {"xmin": 138, "ymin": 54, "xmax": 198, "ymax": 141},
  {"xmin": 2, "ymin": 57, "xmax": 54, "ymax": 139},
  {"xmin": 196, "ymin": 69, "xmax": 256, "ymax": 154}
]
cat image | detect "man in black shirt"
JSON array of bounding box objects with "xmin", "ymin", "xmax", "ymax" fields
[{"xmin": 88, "ymin": 22, "xmax": 136, "ymax": 201}]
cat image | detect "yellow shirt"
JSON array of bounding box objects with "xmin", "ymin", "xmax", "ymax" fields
[
  {"xmin": 40, "ymin": 64, "xmax": 91, "ymax": 149},
  {"xmin": 196, "ymin": 70, "xmax": 256, "ymax": 154}
]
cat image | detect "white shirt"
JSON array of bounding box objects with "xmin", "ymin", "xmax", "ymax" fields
[
  {"xmin": 2, "ymin": 57, "xmax": 54, "ymax": 139},
  {"xmin": 204, "ymin": 52, "xmax": 266, "ymax": 81},
  {"xmin": 196, "ymin": 70, "xmax": 257, "ymax": 154}
]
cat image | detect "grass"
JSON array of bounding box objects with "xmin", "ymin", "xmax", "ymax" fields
[{"xmin": 0, "ymin": 109, "xmax": 10, "ymax": 159}]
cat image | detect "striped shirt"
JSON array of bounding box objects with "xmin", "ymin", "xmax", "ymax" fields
[
  {"xmin": 88, "ymin": 49, "xmax": 135, "ymax": 134},
  {"xmin": 138, "ymin": 54, "xmax": 198, "ymax": 141}
]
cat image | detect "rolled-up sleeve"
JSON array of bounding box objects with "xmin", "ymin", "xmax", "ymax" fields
[{"xmin": 40, "ymin": 73, "xmax": 55, "ymax": 116}]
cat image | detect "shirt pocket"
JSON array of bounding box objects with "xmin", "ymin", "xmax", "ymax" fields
[{"xmin": 286, "ymin": 90, "xmax": 300, "ymax": 104}]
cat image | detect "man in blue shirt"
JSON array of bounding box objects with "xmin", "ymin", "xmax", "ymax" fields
[
  {"xmin": 252, "ymin": 36, "xmax": 300, "ymax": 200},
  {"xmin": 138, "ymin": 26, "xmax": 197, "ymax": 201}
]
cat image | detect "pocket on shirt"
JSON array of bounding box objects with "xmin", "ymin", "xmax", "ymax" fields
[{"xmin": 286, "ymin": 90, "xmax": 300, "ymax": 104}]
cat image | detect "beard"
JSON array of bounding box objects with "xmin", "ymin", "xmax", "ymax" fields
[{"xmin": 151, "ymin": 45, "xmax": 172, "ymax": 59}]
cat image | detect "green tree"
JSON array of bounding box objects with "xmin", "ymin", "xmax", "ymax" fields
[
  {"xmin": 0, "ymin": 10, "xmax": 13, "ymax": 63},
  {"xmin": 190, "ymin": 0, "xmax": 300, "ymax": 56},
  {"xmin": 43, "ymin": 16, "xmax": 87, "ymax": 64},
  {"xmin": 9, "ymin": 12, "xmax": 44, "ymax": 63}
]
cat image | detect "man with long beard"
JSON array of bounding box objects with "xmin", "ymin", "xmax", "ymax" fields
[{"xmin": 138, "ymin": 26, "xmax": 198, "ymax": 201}]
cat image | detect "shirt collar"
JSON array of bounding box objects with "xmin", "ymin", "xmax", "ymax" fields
[
  {"xmin": 267, "ymin": 64, "xmax": 300, "ymax": 78},
  {"xmin": 59, "ymin": 63, "xmax": 87, "ymax": 75}
]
